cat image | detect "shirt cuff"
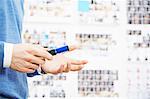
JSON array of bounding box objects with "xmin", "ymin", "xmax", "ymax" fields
[{"xmin": 3, "ymin": 43, "xmax": 14, "ymax": 68}]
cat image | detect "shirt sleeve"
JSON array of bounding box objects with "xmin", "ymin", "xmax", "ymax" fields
[
  {"xmin": 0, "ymin": 41, "xmax": 4, "ymax": 71},
  {"xmin": 3, "ymin": 43, "xmax": 13, "ymax": 68}
]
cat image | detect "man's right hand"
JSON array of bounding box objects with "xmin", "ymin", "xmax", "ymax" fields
[{"xmin": 10, "ymin": 44, "xmax": 53, "ymax": 73}]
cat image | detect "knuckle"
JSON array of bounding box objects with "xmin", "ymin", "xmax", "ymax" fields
[{"xmin": 24, "ymin": 57, "xmax": 32, "ymax": 62}]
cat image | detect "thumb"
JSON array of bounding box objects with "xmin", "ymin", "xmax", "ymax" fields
[{"xmin": 68, "ymin": 45, "xmax": 80, "ymax": 52}]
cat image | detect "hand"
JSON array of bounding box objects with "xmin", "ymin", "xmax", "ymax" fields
[
  {"xmin": 10, "ymin": 44, "xmax": 53, "ymax": 73},
  {"xmin": 41, "ymin": 45, "xmax": 88, "ymax": 74}
]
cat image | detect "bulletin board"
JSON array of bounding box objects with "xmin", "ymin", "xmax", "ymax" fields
[{"xmin": 22, "ymin": 0, "xmax": 150, "ymax": 99}]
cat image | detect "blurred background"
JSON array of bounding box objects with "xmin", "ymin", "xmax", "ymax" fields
[{"xmin": 22, "ymin": 0, "xmax": 150, "ymax": 99}]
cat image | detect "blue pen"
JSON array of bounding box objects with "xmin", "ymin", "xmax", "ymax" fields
[{"xmin": 48, "ymin": 45, "xmax": 69, "ymax": 55}]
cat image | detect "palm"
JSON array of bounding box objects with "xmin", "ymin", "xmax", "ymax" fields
[
  {"xmin": 42, "ymin": 54, "xmax": 68, "ymax": 74},
  {"xmin": 41, "ymin": 53, "xmax": 88, "ymax": 74}
]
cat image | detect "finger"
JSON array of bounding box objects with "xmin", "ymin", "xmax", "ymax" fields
[
  {"xmin": 26, "ymin": 68, "xmax": 35, "ymax": 73},
  {"xmin": 70, "ymin": 64, "xmax": 85, "ymax": 71},
  {"xmin": 68, "ymin": 45, "xmax": 79, "ymax": 52},
  {"xmin": 29, "ymin": 47, "xmax": 53, "ymax": 60},
  {"xmin": 39, "ymin": 57, "xmax": 45, "ymax": 60},
  {"xmin": 63, "ymin": 63, "xmax": 71, "ymax": 73},
  {"xmin": 43, "ymin": 48, "xmax": 49, "ymax": 51},
  {"xmin": 18, "ymin": 68, "xmax": 35, "ymax": 73},
  {"xmin": 52, "ymin": 65, "xmax": 64, "ymax": 75},
  {"xmin": 70, "ymin": 59, "xmax": 88, "ymax": 65},
  {"xmin": 58, "ymin": 64, "xmax": 65, "ymax": 74},
  {"xmin": 25, "ymin": 54, "xmax": 45, "ymax": 65},
  {"xmin": 24, "ymin": 61, "xmax": 39, "ymax": 70}
]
